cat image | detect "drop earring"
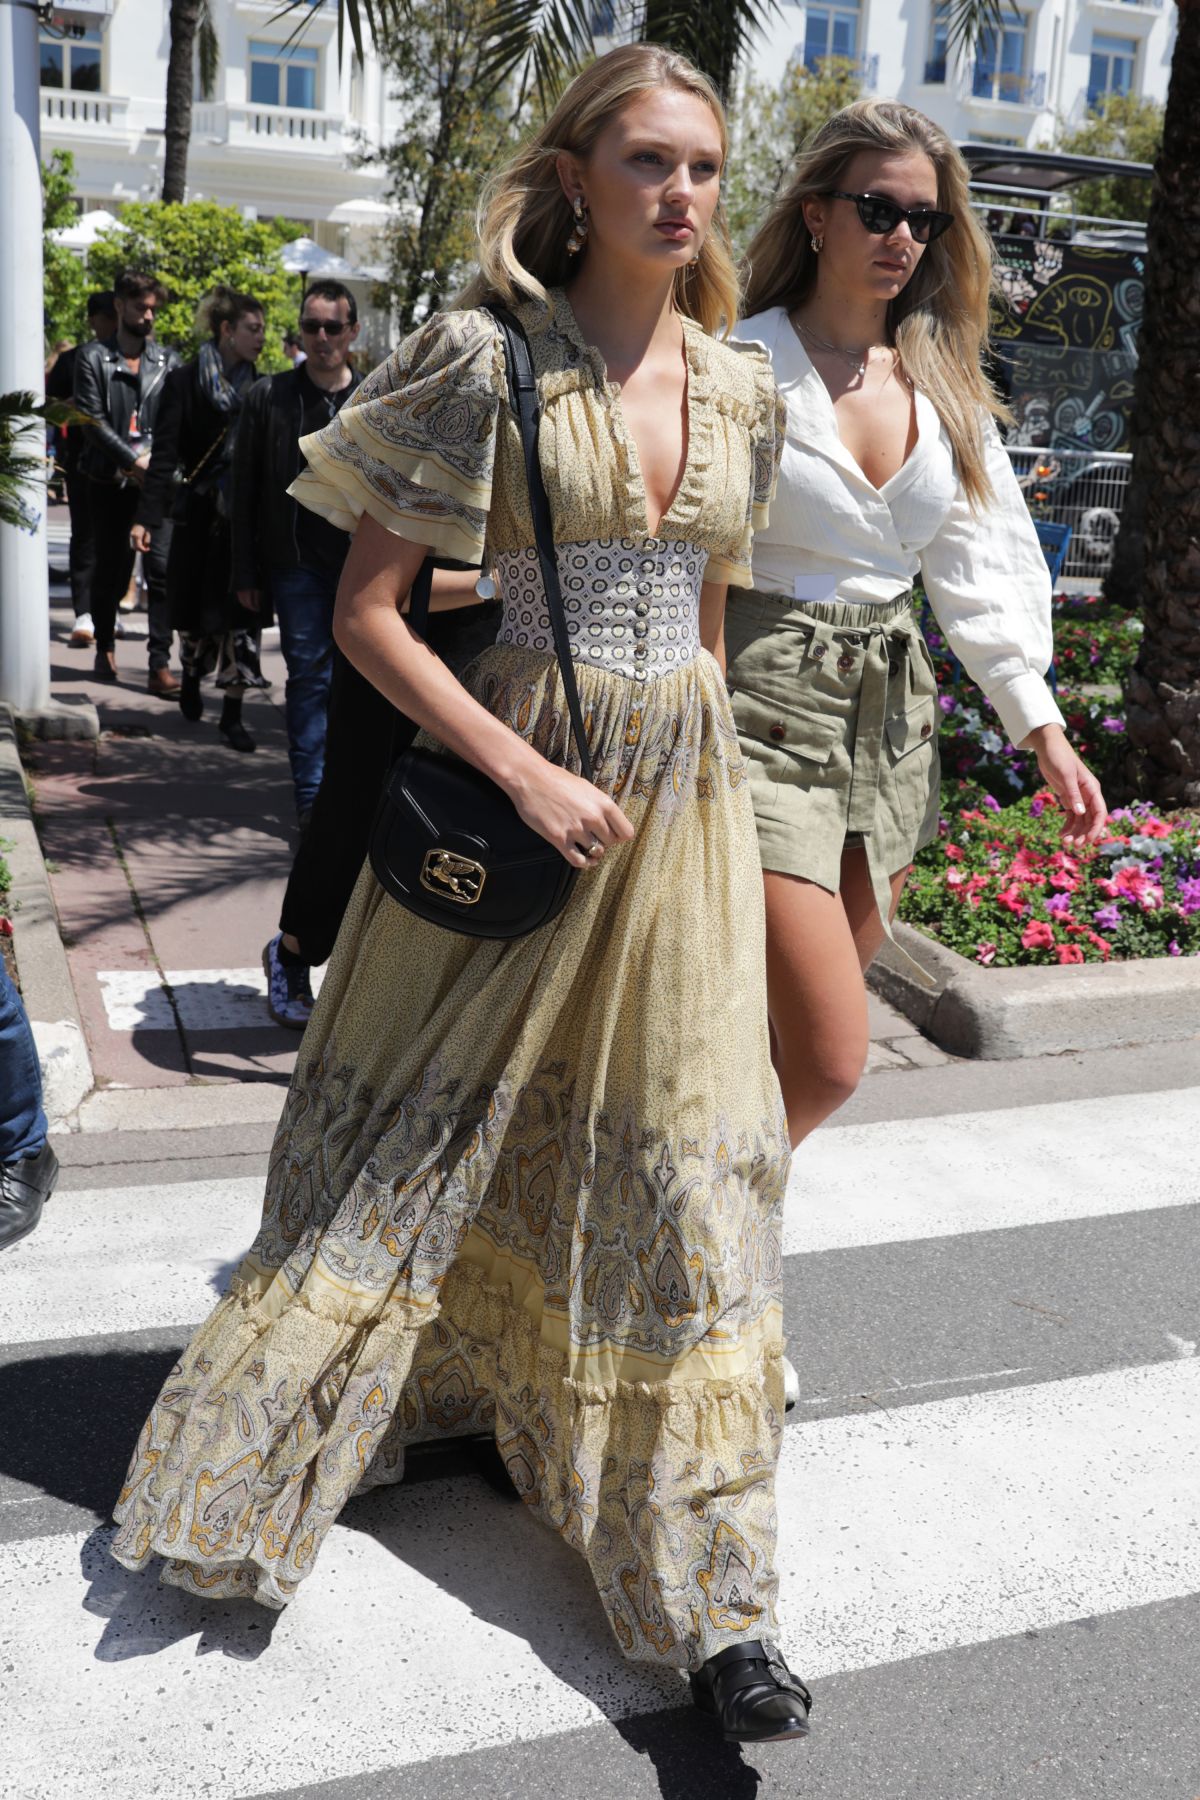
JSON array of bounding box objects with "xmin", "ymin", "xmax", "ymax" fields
[
  {"xmin": 566, "ymin": 196, "xmax": 589, "ymax": 256},
  {"xmin": 810, "ymin": 233, "xmax": 824, "ymax": 253}
]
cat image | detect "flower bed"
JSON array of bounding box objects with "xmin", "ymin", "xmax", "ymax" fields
[{"xmin": 900, "ymin": 790, "xmax": 1200, "ymax": 967}]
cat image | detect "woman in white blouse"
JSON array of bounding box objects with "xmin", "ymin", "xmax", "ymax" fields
[{"xmin": 728, "ymin": 100, "xmax": 1107, "ymax": 1147}]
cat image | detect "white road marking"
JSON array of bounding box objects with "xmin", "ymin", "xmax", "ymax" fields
[
  {"xmin": 787, "ymin": 1086, "xmax": 1200, "ymax": 1254},
  {"xmin": 96, "ymin": 966, "xmax": 325, "ymax": 1034},
  {"xmin": 4, "ymin": 1359, "xmax": 1198, "ymax": 1800},
  {"xmin": 0, "ymin": 1179, "xmax": 264, "ymax": 1345}
]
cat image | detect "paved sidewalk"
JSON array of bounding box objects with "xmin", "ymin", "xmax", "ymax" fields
[{"xmin": 28, "ymin": 541, "xmax": 948, "ymax": 1108}]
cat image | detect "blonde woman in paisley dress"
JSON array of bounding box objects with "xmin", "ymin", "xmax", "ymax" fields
[
  {"xmin": 112, "ymin": 44, "xmax": 813, "ymax": 1745},
  {"xmin": 728, "ymin": 103, "xmax": 1107, "ymax": 1148}
]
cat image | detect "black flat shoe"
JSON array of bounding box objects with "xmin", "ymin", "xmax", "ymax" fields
[
  {"xmin": 219, "ymin": 719, "xmax": 256, "ymax": 753},
  {"xmin": 690, "ymin": 1641, "xmax": 812, "ymax": 1744},
  {"xmin": 0, "ymin": 1140, "xmax": 59, "ymax": 1252}
]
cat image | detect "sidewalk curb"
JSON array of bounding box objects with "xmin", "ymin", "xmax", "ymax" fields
[
  {"xmin": 869, "ymin": 921, "xmax": 1200, "ymax": 1060},
  {"xmin": 0, "ymin": 704, "xmax": 94, "ymax": 1125}
]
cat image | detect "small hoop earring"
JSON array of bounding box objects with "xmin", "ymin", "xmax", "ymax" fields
[
  {"xmin": 810, "ymin": 233, "xmax": 824, "ymax": 254},
  {"xmin": 566, "ymin": 195, "xmax": 590, "ymax": 256}
]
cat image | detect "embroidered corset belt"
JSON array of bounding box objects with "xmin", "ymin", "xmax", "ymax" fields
[{"xmin": 495, "ymin": 537, "xmax": 706, "ymax": 683}]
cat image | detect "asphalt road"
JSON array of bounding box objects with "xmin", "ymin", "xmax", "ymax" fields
[{"xmin": 4, "ymin": 1039, "xmax": 1199, "ymax": 1800}]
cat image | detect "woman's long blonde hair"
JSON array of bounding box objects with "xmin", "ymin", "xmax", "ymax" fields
[
  {"xmin": 742, "ymin": 100, "xmax": 1005, "ymax": 507},
  {"xmin": 459, "ymin": 43, "xmax": 740, "ymax": 338}
]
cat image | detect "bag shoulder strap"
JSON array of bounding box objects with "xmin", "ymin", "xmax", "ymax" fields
[{"xmin": 408, "ymin": 303, "xmax": 593, "ymax": 784}]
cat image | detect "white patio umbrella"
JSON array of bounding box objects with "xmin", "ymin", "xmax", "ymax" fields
[
  {"xmin": 48, "ymin": 208, "xmax": 118, "ymax": 251},
  {"xmin": 277, "ymin": 236, "xmax": 359, "ymax": 279}
]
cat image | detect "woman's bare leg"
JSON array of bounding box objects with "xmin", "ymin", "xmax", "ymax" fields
[{"xmin": 765, "ymin": 847, "xmax": 910, "ymax": 1148}]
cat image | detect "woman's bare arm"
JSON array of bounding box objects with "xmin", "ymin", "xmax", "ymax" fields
[
  {"xmin": 335, "ymin": 515, "xmax": 632, "ymax": 867},
  {"xmin": 700, "ymin": 579, "xmax": 729, "ymax": 679}
]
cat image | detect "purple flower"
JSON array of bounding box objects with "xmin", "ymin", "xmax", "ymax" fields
[
  {"xmin": 1031, "ymin": 796, "xmax": 1045, "ymax": 818},
  {"xmin": 1093, "ymin": 903, "xmax": 1122, "ymax": 931},
  {"xmin": 982, "ymin": 794, "xmax": 1001, "ymax": 813},
  {"xmin": 939, "ymin": 694, "xmax": 956, "ymax": 713},
  {"xmin": 1046, "ymin": 892, "xmax": 1073, "ymax": 917},
  {"xmin": 1176, "ymin": 876, "xmax": 1200, "ymax": 917},
  {"xmin": 1169, "ymin": 940, "xmax": 1182, "ymax": 957},
  {"xmin": 1101, "ymin": 717, "xmax": 1125, "ymax": 734}
]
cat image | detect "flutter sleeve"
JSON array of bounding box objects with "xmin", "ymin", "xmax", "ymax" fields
[
  {"xmin": 288, "ymin": 308, "xmax": 504, "ymax": 565},
  {"xmin": 704, "ymin": 344, "xmax": 786, "ymax": 590}
]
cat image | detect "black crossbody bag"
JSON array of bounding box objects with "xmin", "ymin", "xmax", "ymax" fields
[{"xmin": 367, "ymin": 304, "xmax": 594, "ymax": 939}]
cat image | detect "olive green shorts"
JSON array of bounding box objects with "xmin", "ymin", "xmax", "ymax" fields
[{"xmin": 724, "ymin": 587, "xmax": 941, "ymax": 908}]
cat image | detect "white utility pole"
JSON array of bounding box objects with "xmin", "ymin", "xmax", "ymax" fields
[{"xmin": 0, "ymin": 0, "xmax": 50, "ymax": 714}]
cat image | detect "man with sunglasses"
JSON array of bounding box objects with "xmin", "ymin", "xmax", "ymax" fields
[{"xmin": 232, "ymin": 280, "xmax": 364, "ymax": 844}]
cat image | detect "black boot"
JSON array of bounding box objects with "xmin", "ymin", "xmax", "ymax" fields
[
  {"xmin": 179, "ymin": 669, "xmax": 204, "ymax": 722},
  {"xmin": 0, "ymin": 1140, "xmax": 59, "ymax": 1251},
  {"xmin": 218, "ymin": 695, "xmax": 255, "ymax": 753},
  {"xmin": 690, "ymin": 1641, "xmax": 812, "ymax": 1744}
]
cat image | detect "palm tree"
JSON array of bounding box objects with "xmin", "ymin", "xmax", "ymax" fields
[
  {"xmin": 162, "ymin": 0, "xmax": 219, "ymax": 204},
  {"xmin": 945, "ymin": 1, "xmax": 1199, "ymax": 807},
  {"xmin": 321, "ymin": 0, "xmax": 777, "ymax": 102}
]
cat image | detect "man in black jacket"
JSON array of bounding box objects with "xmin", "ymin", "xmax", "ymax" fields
[
  {"xmin": 232, "ymin": 280, "xmax": 364, "ymax": 825},
  {"xmin": 73, "ymin": 269, "xmax": 181, "ymax": 695},
  {"xmin": 45, "ymin": 289, "xmax": 116, "ymax": 647}
]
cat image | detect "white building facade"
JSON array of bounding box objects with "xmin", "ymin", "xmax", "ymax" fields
[
  {"xmin": 747, "ymin": 0, "xmax": 1177, "ymax": 146},
  {"xmin": 40, "ymin": 0, "xmax": 394, "ymax": 253}
]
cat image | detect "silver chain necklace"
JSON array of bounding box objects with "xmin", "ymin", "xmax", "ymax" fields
[{"xmin": 789, "ymin": 313, "xmax": 881, "ymax": 379}]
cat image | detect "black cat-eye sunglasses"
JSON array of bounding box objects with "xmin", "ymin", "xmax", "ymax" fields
[{"xmin": 827, "ymin": 190, "xmax": 955, "ymax": 244}]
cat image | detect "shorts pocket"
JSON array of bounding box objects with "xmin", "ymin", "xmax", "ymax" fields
[
  {"xmin": 732, "ymin": 688, "xmax": 840, "ymax": 766},
  {"xmin": 885, "ymin": 700, "xmax": 938, "ymax": 761}
]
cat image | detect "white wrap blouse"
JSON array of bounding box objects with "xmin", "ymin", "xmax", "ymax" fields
[{"xmin": 732, "ymin": 306, "xmax": 1065, "ymax": 749}]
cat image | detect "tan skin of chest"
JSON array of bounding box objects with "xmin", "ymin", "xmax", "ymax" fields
[{"xmin": 817, "ymin": 347, "xmax": 919, "ymax": 493}]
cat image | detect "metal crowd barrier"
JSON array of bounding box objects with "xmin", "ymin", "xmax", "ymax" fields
[{"xmin": 1006, "ymin": 446, "xmax": 1132, "ymax": 581}]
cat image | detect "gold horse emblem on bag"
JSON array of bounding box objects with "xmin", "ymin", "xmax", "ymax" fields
[{"xmin": 420, "ymin": 849, "xmax": 487, "ymax": 905}]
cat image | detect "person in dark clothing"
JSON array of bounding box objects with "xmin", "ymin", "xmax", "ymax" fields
[
  {"xmin": 46, "ymin": 289, "xmax": 117, "ymax": 647},
  {"xmin": 0, "ymin": 963, "xmax": 59, "ymax": 1252},
  {"xmin": 231, "ymin": 280, "xmax": 364, "ymax": 823},
  {"xmin": 264, "ymin": 591, "xmax": 499, "ymax": 1027},
  {"xmin": 73, "ymin": 271, "xmax": 180, "ymax": 695},
  {"xmin": 133, "ymin": 286, "xmax": 268, "ymax": 753}
]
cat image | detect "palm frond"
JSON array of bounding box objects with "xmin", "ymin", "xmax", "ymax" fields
[
  {"xmin": 0, "ymin": 392, "xmax": 55, "ymax": 532},
  {"xmin": 940, "ymin": 0, "xmax": 1021, "ymax": 62},
  {"xmin": 197, "ymin": 0, "xmax": 220, "ymax": 100},
  {"xmin": 641, "ymin": 0, "xmax": 779, "ymax": 96}
]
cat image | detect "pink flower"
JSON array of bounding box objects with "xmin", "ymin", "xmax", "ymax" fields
[
  {"xmin": 997, "ymin": 885, "xmax": 1028, "ymax": 917},
  {"xmin": 1169, "ymin": 939, "xmax": 1182, "ymax": 957},
  {"xmin": 1094, "ymin": 877, "xmax": 1119, "ymax": 899},
  {"xmin": 1086, "ymin": 931, "xmax": 1112, "ymax": 961},
  {"xmin": 1055, "ymin": 944, "xmax": 1086, "ymax": 964},
  {"xmin": 1021, "ymin": 919, "xmax": 1056, "ymax": 951},
  {"xmin": 1114, "ymin": 867, "xmax": 1163, "ymax": 911},
  {"xmin": 1048, "ymin": 873, "xmax": 1079, "ymax": 893},
  {"xmin": 945, "ymin": 843, "xmax": 965, "ymax": 862},
  {"xmin": 1009, "ymin": 848, "xmax": 1044, "ymax": 882},
  {"xmin": 1137, "ymin": 817, "xmax": 1174, "ymax": 839},
  {"xmin": 976, "ymin": 942, "xmax": 998, "ymax": 966}
]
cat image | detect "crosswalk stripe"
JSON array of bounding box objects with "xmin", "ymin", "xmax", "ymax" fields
[
  {"xmin": 785, "ymin": 1086, "xmax": 1199, "ymax": 1254},
  {"xmin": 0, "ymin": 1179, "xmax": 263, "ymax": 1345},
  {"xmin": 96, "ymin": 967, "xmax": 326, "ymax": 1034},
  {"xmin": 9, "ymin": 1077, "xmax": 1197, "ymax": 1348},
  {"xmin": 5, "ymin": 1358, "xmax": 1197, "ymax": 1800}
]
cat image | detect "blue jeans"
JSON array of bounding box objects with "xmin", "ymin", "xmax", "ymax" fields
[
  {"xmin": 0, "ymin": 963, "xmax": 47, "ymax": 1163},
  {"xmin": 270, "ymin": 564, "xmax": 339, "ymax": 818}
]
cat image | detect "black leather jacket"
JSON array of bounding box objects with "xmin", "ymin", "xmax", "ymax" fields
[
  {"xmin": 229, "ymin": 365, "xmax": 363, "ymax": 591},
  {"xmin": 73, "ymin": 337, "xmax": 179, "ymax": 481}
]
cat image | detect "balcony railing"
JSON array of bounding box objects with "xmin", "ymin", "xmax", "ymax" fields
[
  {"xmin": 41, "ymin": 89, "xmax": 131, "ymax": 130},
  {"xmin": 970, "ymin": 66, "xmax": 1048, "ymax": 107},
  {"xmin": 858, "ymin": 52, "xmax": 880, "ymax": 91},
  {"xmin": 192, "ymin": 101, "xmax": 346, "ymax": 153}
]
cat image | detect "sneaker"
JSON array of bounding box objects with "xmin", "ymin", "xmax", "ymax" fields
[
  {"xmin": 263, "ymin": 933, "xmax": 314, "ymax": 1030},
  {"xmin": 69, "ymin": 613, "xmax": 95, "ymax": 647},
  {"xmin": 782, "ymin": 1354, "xmax": 800, "ymax": 1413}
]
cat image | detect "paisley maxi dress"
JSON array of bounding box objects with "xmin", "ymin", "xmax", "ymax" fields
[{"xmin": 112, "ymin": 289, "xmax": 793, "ymax": 1673}]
